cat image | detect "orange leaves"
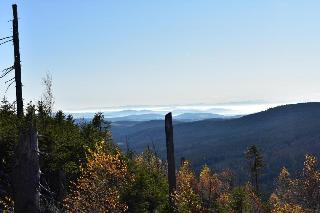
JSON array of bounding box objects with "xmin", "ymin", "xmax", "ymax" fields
[
  {"xmin": 173, "ymin": 162, "xmax": 235, "ymax": 212},
  {"xmin": 271, "ymin": 154, "xmax": 320, "ymax": 212},
  {"xmin": 198, "ymin": 164, "xmax": 225, "ymax": 207},
  {"xmin": 173, "ymin": 161, "xmax": 202, "ymax": 212},
  {"xmin": 173, "ymin": 161, "xmax": 266, "ymax": 212},
  {"xmin": 62, "ymin": 142, "xmax": 318, "ymax": 212},
  {"xmin": 269, "ymin": 193, "xmax": 305, "ymax": 213},
  {"xmin": 64, "ymin": 141, "xmax": 129, "ymax": 213}
]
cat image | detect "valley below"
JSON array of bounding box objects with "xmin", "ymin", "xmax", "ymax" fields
[{"xmin": 110, "ymin": 102, "xmax": 320, "ymax": 193}]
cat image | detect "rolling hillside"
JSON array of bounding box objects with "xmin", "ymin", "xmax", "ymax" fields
[{"xmin": 111, "ymin": 102, "xmax": 320, "ymax": 193}]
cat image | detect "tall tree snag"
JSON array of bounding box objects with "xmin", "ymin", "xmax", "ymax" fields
[
  {"xmin": 12, "ymin": 4, "xmax": 23, "ymax": 118},
  {"xmin": 11, "ymin": 4, "xmax": 40, "ymax": 213},
  {"xmin": 165, "ymin": 112, "xmax": 176, "ymax": 210}
]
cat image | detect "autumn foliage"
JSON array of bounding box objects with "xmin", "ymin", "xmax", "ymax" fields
[
  {"xmin": 173, "ymin": 161, "xmax": 263, "ymax": 213},
  {"xmin": 64, "ymin": 142, "xmax": 129, "ymax": 212},
  {"xmin": 173, "ymin": 161, "xmax": 202, "ymax": 212},
  {"xmin": 60, "ymin": 139, "xmax": 320, "ymax": 213},
  {"xmin": 270, "ymin": 154, "xmax": 320, "ymax": 212}
]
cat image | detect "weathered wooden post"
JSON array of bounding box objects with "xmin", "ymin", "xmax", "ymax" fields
[{"xmin": 165, "ymin": 112, "xmax": 176, "ymax": 211}]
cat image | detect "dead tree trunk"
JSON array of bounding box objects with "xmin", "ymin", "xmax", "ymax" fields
[
  {"xmin": 57, "ymin": 170, "xmax": 66, "ymax": 203},
  {"xmin": 11, "ymin": 4, "xmax": 40, "ymax": 213},
  {"xmin": 12, "ymin": 4, "xmax": 23, "ymax": 118},
  {"xmin": 13, "ymin": 127, "xmax": 40, "ymax": 213},
  {"xmin": 165, "ymin": 112, "xmax": 176, "ymax": 211}
]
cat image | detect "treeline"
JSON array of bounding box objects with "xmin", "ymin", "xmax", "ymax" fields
[
  {"xmin": 0, "ymin": 98, "xmax": 319, "ymax": 212},
  {"xmin": 0, "ymin": 98, "xmax": 109, "ymax": 211}
]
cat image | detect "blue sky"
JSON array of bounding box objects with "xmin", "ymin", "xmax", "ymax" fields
[{"xmin": 0, "ymin": 1, "xmax": 320, "ymax": 111}]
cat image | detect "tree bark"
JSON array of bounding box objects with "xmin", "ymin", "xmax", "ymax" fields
[
  {"xmin": 11, "ymin": 4, "xmax": 40, "ymax": 213},
  {"xmin": 12, "ymin": 4, "xmax": 23, "ymax": 118},
  {"xmin": 13, "ymin": 127, "xmax": 40, "ymax": 213},
  {"xmin": 165, "ymin": 112, "xmax": 176, "ymax": 211}
]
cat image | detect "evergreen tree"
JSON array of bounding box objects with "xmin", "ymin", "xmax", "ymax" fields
[
  {"xmin": 124, "ymin": 149, "xmax": 169, "ymax": 213},
  {"xmin": 245, "ymin": 145, "xmax": 264, "ymax": 194}
]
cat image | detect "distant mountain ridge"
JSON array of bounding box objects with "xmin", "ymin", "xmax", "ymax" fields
[
  {"xmin": 108, "ymin": 113, "xmax": 164, "ymax": 122},
  {"xmin": 70, "ymin": 102, "xmax": 278, "ymax": 120},
  {"xmin": 75, "ymin": 112, "xmax": 232, "ymax": 122},
  {"xmin": 108, "ymin": 112, "xmax": 230, "ymax": 122},
  {"xmin": 173, "ymin": 113, "xmax": 227, "ymax": 121},
  {"xmin": 111, "ymin": 102, "xmax": 320, "ymax": 193}
]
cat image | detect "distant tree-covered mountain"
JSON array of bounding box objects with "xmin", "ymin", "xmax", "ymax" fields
[
  {"xmin": 111, "ymin": 102, "xmax": 320, "ymax": 194},
  {"xmin": 173, "ymin": 112, "xmax": 230, "ymax": 121},
  {"xmin": 75, "ymin": 112, "xmax": 232, "ymax": 123}
]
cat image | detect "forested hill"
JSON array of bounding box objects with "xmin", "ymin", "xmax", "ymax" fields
[{"xmin": 111, "ymin": 102, "xmax": 320, "ymax": 192}]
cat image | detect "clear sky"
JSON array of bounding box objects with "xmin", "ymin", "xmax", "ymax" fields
[{"xmin": 0, "ymin": 1, "xmax": 320, "ymax": 111}]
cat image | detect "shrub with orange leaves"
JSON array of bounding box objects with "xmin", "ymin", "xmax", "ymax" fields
[
  {"xmin": 173, "ymin": 161, "xmax": 202, "ymax": 212},
  {"xmin": 63, "ymin": 141, "xmax": 130, "ymax": 212},
  {"xmin": 198, "ymin": 165, "xmax": 227, "ymax": 209},
  {"xmin": 270, "ymin": 154, "xmax": 320, "ymax": 212},
  {"xmin": 174, "ymin": 162, "xmax": 239, "ymax": 212},
  {"xmin": 216, "ymin": 183, "xmax": 263, "ymax": 213},
  {"xmin": 269, "ymin": 193, "xmax": 305, "ymax": 213}
]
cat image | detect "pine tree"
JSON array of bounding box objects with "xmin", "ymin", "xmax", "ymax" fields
[{"xmin": 245, "ymin": 145, "xmax": 264, "ymax": 193}]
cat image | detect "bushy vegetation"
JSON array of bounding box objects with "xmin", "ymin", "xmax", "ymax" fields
[{"xmin": 0, "ymin": 99, "xmax": 107, "ymax": 211}]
